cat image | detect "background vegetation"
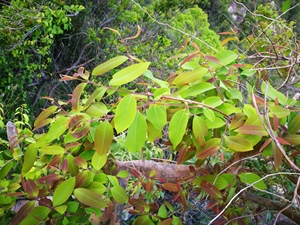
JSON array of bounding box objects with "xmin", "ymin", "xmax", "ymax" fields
[{"xmin": 1, "ymin": 0, "xmax": 300, "ymax": 224}]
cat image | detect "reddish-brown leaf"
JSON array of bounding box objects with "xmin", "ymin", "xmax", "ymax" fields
[
  {"xmin": 276, "ymin": 137, "xmax": 290, "ymax": 145},
  {"xmin": 162, "ymin": 183, "xmax": 181, "ymax": 192},
  {"xmin": 272, "ymin": 142, "xmax": 282, "ymax": 171},
  {"xmin": 160, "ymin": 218, "xmax": 174, "ymax": 225},
  {"xmin": 177, "ymin": 145, "xmax": 187, "ymax": 164},
  {"xmin": 273, "ymin": 114, "xmax": 279, "ymax": 132},
  {"xmin": 37, "ymin": 174, "xmax": 62, "ymax": 184},
  {"xmin": 61, "ymin": 158, "xmax": 68, "ymax": 174},
  {"xmin": 131, "ymin": 169, "xmax": 141, "ymax": 178},
  {"xmin": 190, "ymin": 41, "xmax": 199, "ymax": 51},
  {"xmin": 259, "ymin": 138, "xmax": 272, "ymax": 152},
  {"xmin": 203, "ymin": 55, "xmax": 221, "ymax": 64},
  {"xmin": 197, "ymin": 145, "xmax": 218, "ymax": 159},
  {"xmin": 25, "ymin": 179, "xmax": 39, "ymax": 198},
  {"xmin": 179, "ymin": 52, "xmax": 200, "ymax": 67},
  {"xmin": 75, "ymin": 171, "xmax": 88, "ymax": 188},
  {"xmin": 74, "ymin": 156, "xmax": 87, "ymax": 168},
  {"xmin": 10, "ymin": 201, "xmax": 35, "ymax": 225},
  {"xmin": 201, "ymin": 181, "xmax": 222, "ymax": 199},
  {"xmin": 70, "ymin": 83, "xmax": 86, "ymax": 111},
  {"xmin": 180, "ymin": 191, "xmax": 188, "ymax": 209},
  {"xmin": 48, "ymin": 155, "xmax": 63, "ymax": 169}
]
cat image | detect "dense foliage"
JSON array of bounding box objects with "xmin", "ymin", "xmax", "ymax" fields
[{"xmin": 1, "ymin": 0, "xmax": 300, "ymax": 224}]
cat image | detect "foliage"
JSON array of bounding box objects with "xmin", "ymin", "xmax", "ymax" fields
[
  {"xmin": 1, "ymin": 26, "xmax": 300, "ymax": 223},
  {"xmin": 0, "ymin": 0, "xmax": 84, "ymax": 114}
]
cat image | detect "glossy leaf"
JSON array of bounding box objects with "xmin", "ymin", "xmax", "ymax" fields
[
  {"xmin": 203, "ymin": 107, "xmax": 215, "ymax": 122},
  {"xmin": 109, "ymin": 62, "xmax": 150, "ymax": 86},
  {"xmin": 261, "ymin": 81, "xmax": 287, "ymax": 105},
  {"xmin": 169, "ymin": 109, "xmax": 189, "ymax": 149},
  {"xmin": 19, "ymin": 206, "xmax": 50, "ymax": 225},
  {"xmin": 172, "ymin": 66, "xmax": 208, "ymax": 85},
  {"xmin": 86, "ymin": 102, "xmax": 108, "ymax": 117},
  {"xmin": 92, "ymin": 152, "xmax": 107, "ymax": 170},
  {"xmin": 146, "ymin": 105, "xmax": 167, "ymax": 130},
  {"xmin": 87, "ymin": 182, "xmax": 106, "ymax": 195},
  {"xmin": 239, "ymin": 173, "xmax": 267, "ymax": 190},
  {"xmin": 94, "ymin": 121, "xmax": 113, "ymax": 155},
  {"xmin": 192, "ymin": 116, "xmax": 207, "ymax": 147},
  {"xmin": 53, "ymin": 177, "xmax": 76, "ymax": 207},
  {"xmin": 22, "ymin": 144, "xmax": 38, "ymax": 174},
  {"xmin": 110, "ymin": 185, "xmax": 128, "ymax": 204},
  {"xmin": 83, "ymin": 86, "xmax": 107, "ymax": 109},
  {"xmin": 196, "ymin": 138, "xmax": 220, "ymax": 159},
  {"xmin": 114, "ymin": 95, "xmax": 137, "ymax": 133},
  {"xmin": 74, "ymin": 188, "xmax": 107, "ymax": 208},
  {"xmin": 126, "ymin": 111, "xmax": 147, "ymax": 153},
  {"xmin": 46, "ymin": 116, "xmax": 69, "ymax": 143},
  {"xmin": 40, "ymin": 145, "xmax": 64, "ymax": 155},
  {"xmin": 204, "ymin": 96, "xmax": 223, "ymax": 108},
  {"xmin": 229, "ymin": 113, "xmax": 245, "ymax": 130},
  {"xmin": 225, "ymin": 136, "xmax": 253, "ymax": 152},
  {"xmin": 92, "ymin": 55, "xmax": 128, "ymax": 76}
]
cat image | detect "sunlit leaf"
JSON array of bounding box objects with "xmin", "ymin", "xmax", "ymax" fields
[
  {"xmin": 180, "ymin": 82, "xmax": 215, "ymax": 98},
  {"xmin": 204, "ymin": 96, "xmax": 223, "ymax": 107},
  {"xmin": 172, "ymin": 66, "xmax": 208, "ymax": 85},
  {"xmin": 229, "ymin": 113, "xmax": 245, "ymax": 130},
  {"xmin": 22, "ymin": 144, "xmax": 38, "ymax": 174},
  {"xmin": 94, "ymin": 121, "xmax": 113, "ymax": 155},
  {"xmin": 87, "ymin": 182, "xmax": 106, "ymax": 195},
  {"xmin": 203, "ymin": 108, "xmax": 215, "ymax": 122},
  {"xmin": 40, "ymin": 145, "xmax": 64, "ymax": 155},
  {"xmin": 236, "ymin": 125, "xmax": 268, "ymax": 136},
  {"xmin": 225, "ymin": 136, "xmax": 253, "ymax": 152},
  {"xmin": 133, "ymin": 215, "xmax": 155, "ymax": 225},
  {"xmin": 114, "ymin": 95, "xmax": 137, "ymax": 133},
  {"xmin": 53, "ymin": 177, "xmax": 75, "ymax": 207},
  {"xmin": 284, "ymin": 134, "xmax": 300, "ymax": 145},
  {"xmin": 34, "ymin": 105, "xmax": 57, "ymax": 128},
  {"xmin": 92, "ymin": 56, "xmax": 128, "ymax": 76},
  {"xmin": 74, "ymin": 188, "xmax": 107, "ymax": 208},
  {"xmin": 110, "ymin": 185, "xmax": 128, "ymax": 204},
  {"xmin": 158, "ymin": 204, "xmax": 168, "ymax": 218},
  {"xmin": 67, "ymin": 154, "xmax": 79, "ymax": 176},
  {"xmin": 169, "ymin": 109, "xmax": 189, "ymax": 149},
  {"xmin": 125, "ymin": 111, "xmax": 147, "ymax": 153},
  {"xmin": 71, "ymin": 83, "xmax": 87, "ymax": 111},
  {"xmin": 46, "ymin": 116, "xmax": 69, "ymax": 143},
  {"xmin": 239, "ymin": 173, "xmax": 267, "ymax": 190},
  {"xmin": 146, "ymin": 105, "xmax": 167, "ymax": 130},
  {"xmin": 268, "ymin": 106, "xmax": 290, "ymax": 118},
  {"xmin": 83, "ymin": 87, "xmax": 107, "ymax": 109},
  {"xmin": 109, "ymin": 62, "xmax": 150, "ymax": 86},
  {"xmin": 92, "ymin": 152, "xmax": 107, "ymax": 170},
  {"xmin": 86, "ymin": 102, "xmax": 108, "ymax": 117},
  {"xmin": 261, "ymin": 81, "xmax": 287, "ymax": 105}
]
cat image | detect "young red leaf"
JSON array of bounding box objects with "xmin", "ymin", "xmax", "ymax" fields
[
  {"xmin": 25, "ymin": 179, "xmax": 39, "ymax": 198},
  {"xmin": 162, "ymin": 183, "xmax": 181, "ymax": 192},
  {"xmin": 70, "ymin": 83, "xmax": 86, "ymax": 111},
  {"xmin": 10, "ymin": 201, "xmax": 35, "ymax": 225},
  {"xmin": 201, "ymin": 181, "xmax": 222, "ymax": 199}
]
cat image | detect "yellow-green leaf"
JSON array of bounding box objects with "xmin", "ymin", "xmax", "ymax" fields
[
  {"xmin": 225, "ymin": 136, "xmax": 253, "ymax": 152},
  {"xmin": 261, "ymin": 81, "xmax": 287, "ymax": 105},
  {"xmin": 74, "ymin": 188, "xmax": 107, "ymax": 208},
  {"xmin": 46, "ymin": 116, "xmax": 69, "ymax": 143},
  {"xmin": 169, "ymin": 109, "xmax": 189, "ymax": 149},
  {"xmin": 22, "ymin": 144, "xmax": 38, "ymax": 174},
  {"xmin": 92, "ymin": 152, "xmax": 107, "ymax": 170},
  {"xmin": 239, "ymin": 173, "xmax": 267, "ymax": 190},
  {"xmin": 94, "ymin": 121, "xmax": 113, "ymax": 155},
  {"xmin": 109, "ymin": 62, "xmax": 150, "ymax": 86},
  {"xmin": 288, "ymin": 114, "xmax": 300, "ymax": 134},
  {"xmin": 146, "ymin": 105, "xmax": 167, "ymax": 130},
  {"xmin": 172, "ymin": 66, "xmax": 208, "ymax": 85},
  {"xmin": 192, "ymin": 116, "xmax": 207, "ymax": 147},
  {"xmin": 53, "ymin": 177, "xmax": 76, "ymax": 207},
  {"xmin": 92, "ymin": 56, "xmax": 128, "ymax": 76},
  {"xmin": 110, "ymin": 185, "xmax": 128, "ymax": 204},
  {"xmin": 40, "ymin": 145, "xmax": 64, "ymax": 155},
  {"xmin": 114, "ymin": 95, "xmax": 137, "ymax": 133},
  {"xmin": 125, "ymin": 111, "xmax": 147, "ymax": 153},
  {"xmin": 86, "ymin": 102, "xmax": 108, "ymax": 117}
]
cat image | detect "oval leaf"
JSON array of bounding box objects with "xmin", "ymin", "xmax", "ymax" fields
[
  {"xmin": 114, "ymin": 95, "xmax": 137, "ymax": 133},
  {"xmin": 22, "ymin": 144, "xmax": 38, "ymax": 174},
  {"xmin": 225, "ymin": 136, "xmax": 253, "ymax": 152},
  {"xmin": 169, "ymin": 109, "xmax": 189, "ymax": 149},
  {"xmin": 92, "ymin": 152, "xmax": 107, "ymax": 170},
  {"xmin": 94, "ymin": 121, "xmax": 113, "ymax": 155},
  {"xmin": 74, "ymin": 188, "xmax": 107, "ymax": 208},
  {"xmin": 172, "ymin": 66, "xmax": 208, "ymax": 85},
  {"xmin": 146, "ymin": 105, "xmax": 167, "ymax": 130},
  {"xmin": 40, "ymin": 145, "xmax": 65, "ymax": 155},
  {"xmin": 192, "ymin": 116, "xmax": 208, "ymax": 147},
  {"xmin": 239, "ymin": 173, "xmax": 267, "ymax": 190},
  {"xmin": 92, "ymin": 56, "xmax": 128, "ymax": 76},
  {"xmin": 109, "ymin": 62, "xmax": 150, "ymax": 86},
  {"xmin": 53, "ymin": 177, "xmax": 76, "ymax": 207},
  {"xmin": 110, "ymin": 185, "xmax": 128, "ymax": 204}
]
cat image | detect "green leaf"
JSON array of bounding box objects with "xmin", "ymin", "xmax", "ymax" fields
[
  {"xmin": 203, "ymin": 108, "xmax": 215, "ymax": 122},
  {"xmin": 282, "ymin": 0, "xmax": 291, "ymax": 12},
  {"xmin": 172, "ymin": 66, "xmax": 208, "ymax": 85},
  {"xmin": 180, "ymin": 82, "xmax": 215, "ymax": 98},
  {"xmin": 92, "ymin": 152, "xmax": 107, "ymax": 170},
  {"xmin": 196, "ymin": 138, "xmax": 220, "ymax": 159},
  {"xmin": 22, "ymin": 144, "xmax": 38, "ymax": 174},
  {"xmin": 94, "ymin": 121, "xmax": 113, "ymax": 155},
  {"xmin": 158, "ymin": 204, "xmax": 168, "ymax": 218},
  {"xmin": 133, "ymin": 215, "xmax": 155, "ymax": 225},
  {"xmin": 239, "ymin": 173, "xmax": 267, "ymax": 190},
  {"xmin": 229, "ymin": 113, "xmax": 245, "ymax": 130},
  {"xmin": 203, "ymin": 96, "xmax": 223, "ymax": 107},
  {"xmin": 54, "ymin": 205, "xmax": 67, "ymax": 214},
  {"xmin": 74, "ymin": 188, "xmax": 107, "ymax": 208},
  {"xmin": 210, "ymin": 50, "xmax": 238, "ymax": 67},
  {"xmin": 125, "ymin": 111, "xmax": 147, "ymax": 153},
  {"xmin": 53, "ymin": 177, "xmax": 76, "ymax": 207},
  {"xmin": 19, "ymin": 206, "xmax": 51, "ymax": 225},
  {"xmin": 284, "ymin": 134, "xmax": 300, "ymax": 145},
  {"xmin": 0, "ymin": 161, "xmax": 13, "ymax": 179},
  {"xmin": 116, "ymin": 170, "xmax": 129, "ymax": 178},
  {"xmin": 169, "ymin": 109, "xmax": 189, "ymax": 148},
  {"xmin": 146, "ymin": 105, "xmax": 167, "ymax": 130},
  {"xmin": 147, "ymin": 121, "xmax": 162, "ymax": 142},
  {"xmin": 114, "ymin": 95, "xmax": 137, "ymax": 133},
  {"xmin": 86, "ymin": 102, "xmax": 108, "ymax": 117},
  {"xmin": 143, "ymin": 70, "xmax": 169, "ymax": 88},
  {"xmin": 205, "ymin": 117, "xmax": 226, "ymax": 129},
  {"xmin": 289, "ymin": 114, "xmax": 300, "ymax": 134},
  {"xmin": 192, "ymin": 116, "xmax": 208, "ymax": 147},
  {"xmin": 261, "ymin": 81, "xmax": 287, "ymax": 105},
  {"xmin": 110, "ymin": 185, "xmax": 128, "ymax": 204},
  {"xmin": 83, "ymin": 87, "xmax": 107, "ymax": 109},
  {"xmin": 225, "ymin": 136, "xmax": 253, "ymax": 152},
  {"xmin": 46, "ymin": 116, "xmax": 69, "ymax": 143},
  {"xmin": 40, "ymin": 145, "xmax": 65, "ymax": 155},
  {"xmin": 10, "ymin": 201, "xmax": 35, "ymax": 225},
  {"xmin": 92, "ymin": 56, "xmax": 128, "ymax": 76},
  {"xmin": 109, "ymin": 62, "xmax": 150, "ymax": 86},
  {"xmin": 87, "ymin": 182, "xmax": 106, "ymax": 195},
  {"xmin": 268, "ymin": 106, "xmax": 290, "ymax": 118}
]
